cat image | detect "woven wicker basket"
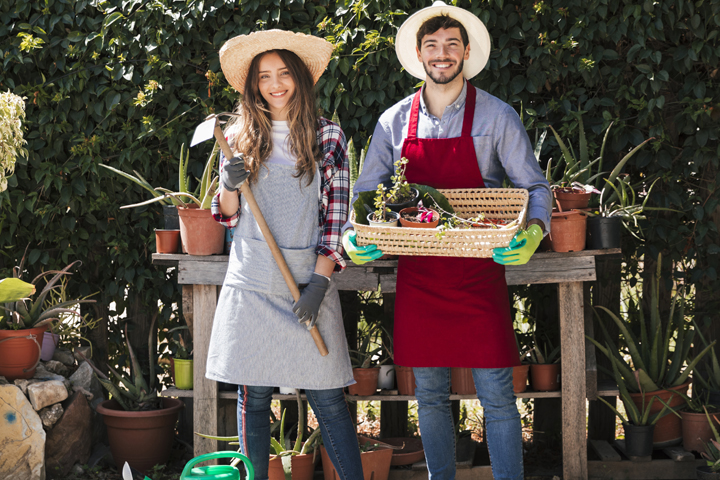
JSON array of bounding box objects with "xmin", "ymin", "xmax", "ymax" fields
[{"xmin": 351, "ymin": 188, "xmax": 529, "ymax": 258}]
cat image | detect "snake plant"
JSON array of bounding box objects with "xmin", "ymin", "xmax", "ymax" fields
[{"xmin": 587, "ymin": 254, "xmax": 716, "ymax": 393}]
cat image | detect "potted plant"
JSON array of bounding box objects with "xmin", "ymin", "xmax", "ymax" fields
[
  {"xmin": 699, "ymin": 408, "xmax": 720, "ymax": 480},
  {"xmin": 348, "ymin": 322, "xmax": 389, "ymax": 395},
  {"xmin": 512, "ymin": 329, "xmax": 532, "ymax": 394},
  {"xmin": 675, "ymin": 388, "xmax": 720, "ymax": 454},
  {"xmin": 167, "ymin": 325, "xmax": 193, "ymax": 390},
  {"xmin": 88, "ymin": 317, "xmax": 184, "ymax": 473},
  {"xmin": 320, "ymin": 435, "xmax": 394, "ymax": 480},
  {"xmin": 0, "ymin": 91, "xmax": 27, "ymax": 192},
  {"xmin": 528, "ymin": 334, "xmax": 561, "ymax": 392},
  {"xmin": 587, "ymin": 254, "xmax": 716, "ymax": 446},
  {"xmin": 367, "ymin": 183, "xmax": 400, "ymax": 227},
  {"xmin": 399, "ymin": 200, "xmax": 439, "ymax": 228},
  {"xmin": 384, "ymin": 158, "xmax": 419, "ymax": 212},
  {"xmin": 694, "ymin": 323, "xmax": 720, "ymax": 406},
  {"xmin": 0, "ymin": 260, "xmax": 95, "ymax": 381}
]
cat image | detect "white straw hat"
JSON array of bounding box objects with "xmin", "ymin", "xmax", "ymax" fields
[
  {"xmin": 220, "ymin": 29, "xmax": 334, "ymax": 94},
  {"xmin": 396, "ymin": 1, "xmax": 492, "ymax": 80}
]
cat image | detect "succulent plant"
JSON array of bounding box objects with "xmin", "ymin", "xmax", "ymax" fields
[{"xmin": 702, "ymin": 407, "xmax": 720, "ymax": 472}]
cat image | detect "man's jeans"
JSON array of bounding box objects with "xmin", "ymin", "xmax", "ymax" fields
[
  {"xmin": 413, "ymin": 367, "xmax": 523, "ymax": 480},
  {"xmin": 237, "ymin": 385, "xmax": 363, "ymax": 480}
]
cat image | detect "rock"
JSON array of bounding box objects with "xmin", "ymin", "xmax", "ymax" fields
[
  {"xmin": 0, "ymin": 384, "xmax": 46, "ymax": 480},
  {"xmin": 39, "ymin": 403, "xmax": 64, "ymax": 429},
  {"xmin": 43, "ymin": 360, "xmax": 69, "ymax": 377},
  {"xmin": 32, "ymin": 364, "xmax": 65, "ymax": 382},
  {"xmin": 52, "ymin": 348, "xmax": 75, "ymax": 367},
  {"xmin": 71, "ymin": 464, "xmax": 84, "ymax": 475},
  {"xmin": 27, "ymin": 380, "xmax": 69, "ymax": 411},
  {"xmin": 69, "ymin": 362, "xmax": 103, "ymax": 402},
  {"xmin": 0, "ymin": 375, "xmax": 9, "ymax": 385},
  {"xmin": 45, "ymin": 392, "xmax": 93, "ymax": 477},
  {"xmin": 73, "ymin": 346, "xmax": 91, "ymax": 363},
  {"xmin": 73, "ymin": 386, "xmax": 94, "ymax": 401}
]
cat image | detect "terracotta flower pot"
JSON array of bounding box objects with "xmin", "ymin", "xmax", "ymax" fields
[
  {"xmin": 155, "ymin": 229, "xmax": 181, "ymax": 254},
  {"xmin": 268, "ymin": 452, "xmax": 315, "ymax": 480},
  {"xmin": 554, "ymin": 189, "xmax": 592, "ymax": 210},
  {"xmin": 40, "ymin": 331, "xmax": 60, "ymax": 362},
  {"xmin": 173, "ymin": 358, "xmax": 193, "ymax": 390},
  {"xmin": 348, "ymin": 367, "xmax": 379, "ymax": 396},
  {"xmin": 96, "ymin": 398, "xmax": 184, "ymax": 473},
  {"xmin": 548, "ymin": 210, "xmax": 587, "ymax": 252},
  {"xmin": 530, "ymin": 363, "xmax": 561, "ymax": 391},
  {"xmin": 0, "ymin": 325, "xmax": 47, "ymax": 381},
  {"xmin": 381, "ymin": 437, "xmax": 425, "ymax": 466},
  {"xmin": 398, "ymin": 207, "xmax": 439, "ymax": 228},
  {"xmin": 681, "ymin": 410, "xmax": 720, "ymax": 454},
  {"xmin": 395, "ymin": 365, "xmax": 416, "ymax": 396},
  {"xmin": 513, "ymin": 364, "xmax": 530, "ymax": 393},
  {"xmin": 320, "ymin": 436, "xmax": 393, "ymax": 480},
  {"xmin": 450, "ymin": 367, "xmax": 476, "ymax": 395},
  {"xmin": 629, "ymin": 380, "xmax": 689, "ymax": 447},
  {"xmin": 177, "ymin": 206, "xmax": 225, "ymax": 255}
]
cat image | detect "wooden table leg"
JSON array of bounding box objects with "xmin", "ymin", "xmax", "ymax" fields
[
  {"xmin": 559, "ymin": 281, "xmax": 588, "ymax": 480},
  {"xmin": 193, "ymin": 284, "xmax": 219, "ymax": 461}
]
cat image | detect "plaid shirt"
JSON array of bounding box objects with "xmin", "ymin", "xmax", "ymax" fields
[{"xmin": 211, "ymin": 117, "xmax": 349, "ymax": 272}]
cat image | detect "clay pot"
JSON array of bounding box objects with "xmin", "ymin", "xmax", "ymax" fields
[
  {"xmin": 0, "ymin": 325, "xmax": 47, "ymax": 381},
  {"xmin": 348, "ymin": 367, "xmax": 379, "ymax": 396},
  {"xmin": 624, "ymin": 423, "xmax": 655, "ymax": 457},
  {"xmin": 548, "ymin": 210, "xmax": 587, "ymax": 252},
  {"xmin": 395, "ymin": 365, "xmax": 416, "ymax": 396},
  {"xmin": 155, "ymin": 229, "xmax": 181, "ymax": 254},
  {"xmin": 681, "ymin": 409, "xmax": 720, "ymax": 454},
  {"xmin": 530, "ymin": 363, "xmax": 561, "ymax": 391},
  {"xmin": 173, "ymin": 358, "xmax": 193, "ymax": 390},
  {"xmin": 321, "ymin": 436, "xmax": 393, "ymax": 480},
  {"xmin": 629, "ymin": 380, "xmax": 689, "ymax": 447},
  {"xmin": 40, "ymin": 331, "xmax": 60, "ymax": 362},
  {"xmin": 381, "ymin": 437, "xmax": 425, "ymax": 466},
  {"xmin": 398, "ymin": 207, "xmax": 439, "ymax": 228},
  {"xmin": 177, "ymin": 206, "xmax": 225, "ymax": 255},
  {"xmin": 513, "ymin": 364, "xmax": 530, "ymax": 393},
  {"xmin": 554, "ymin": 189, "xmax": 592, "ymax": 210},
  {"xmin": 268, "ymin": 452, "xmax": 315, "ymax": 480},
  {"xmin": 97, "ymin": 398, "xmax": 184, "ymax": 473},
  {"xmin": 450, "ymin": 367, "xmax": 476, "ymax": 395},
  {"xmin": 586, "ymin": 216, "xmax": 622, "ymax": 250}
]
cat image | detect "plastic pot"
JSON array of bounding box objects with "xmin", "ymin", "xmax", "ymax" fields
[
  {"xmin": 697, "ymin": 466, "xmax": 720, "ymax": 480},
  {"xmin": 682, "ymin": 410, "xmax": 720, "ymax": 454},
  {"xmin": 395, "ymin": 365, "xmax": 416, "ymax": 396},
  {"xmin": 377, "ymin": 365, "xmax": 395, "ymax": 390},
  {"xmin": 367, "ymin": 211, "xmax": 400, "ymax": 228},
  {"xmin": 320, "ymin": 437, "xmax": 393, "ymax": 480},
  {"xmin": 512, "ymin": 364, "xmax": 530, "ymax": 394},
  {"xmin": 629, "ymin": 380, "xmax": 689, "ymax": 447},
  {"xmin": 40, "ymin": 331, "xmax": 60, "ymax": 362},
  {"xmin": 450, "ymin": 367, "xmax": 476, "ymax": 395},
  {"xmin": 155, "ymin": 229, "xmax": 181, "ymax": 254},
  {"xmin": 268, "ymin": 452, "xmax": 315, "ymax": 480},
  {"xmin": 177, "ymin": 206, "xmax": 225, "ymax": 255},
  {"xmin": 0, "ymin": 325, "xmax": 47, "ymax": 381},
  {"xmin": 586, "ymin": 216, "xmax": 622, "ymax": 250},
  {"xmin": 173, "ymin": 358, "xmax": 193, "ymax": 390},
  {"xmin": 624, "ymin": 423, "xmax": 655, "ymax": 457},
  {"xmin": 348, "ymin": 367, "xmax": 379, "ymax": 396},
  {"xmin": 398, "ymin": 207, "xmax": 439, "ymax": 228},
  {"xmin": 530, "ymin": 363, "xmax": 561, "ymax": 391},
  {"xmin": 162, "ymin": 205, "xmax": 180, "ymax": 230},
  {"xmin": 548, "ymin": 210, "xmax": 587, "ymax": 252},
  {"xmin": 385, "ymin": 187, "xmax": 420, "ymax": 213}
]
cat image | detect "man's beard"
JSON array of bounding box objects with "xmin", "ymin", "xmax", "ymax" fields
[{"xmin": 423, "ymin": 58, "xmax": 464, "ymax": 85}]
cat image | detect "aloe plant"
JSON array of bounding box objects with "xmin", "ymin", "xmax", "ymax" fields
[
  {"xmin": 702, "ymin": 407, "xmax": 720, "ymax": 472},
  {"xmin": 528, "ymin": 333, "xmax": 560, "ymax": 364},
  {"xmin": 0, "ymin": 278, "xmax": 35, "ymax": 303},
  {"xmin": 587, "ymin": 254, "xmax": 716, "ymax": 393}
]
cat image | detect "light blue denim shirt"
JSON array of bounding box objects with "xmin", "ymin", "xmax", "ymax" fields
[{"xmin": 346, "ymin": 82, "xmax": 552, "ymax": 234}]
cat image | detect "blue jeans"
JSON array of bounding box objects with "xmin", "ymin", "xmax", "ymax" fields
[
  {"xmin": 413, "ymin": 367, "xmax": 523, "ymax": 480},
  {"xmin": 237, "ymin": 385, "xmax": 363, "ymax": 480}
]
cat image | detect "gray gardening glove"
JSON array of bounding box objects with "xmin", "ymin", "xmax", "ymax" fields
[
  {"xmin": 221, "ymin": 154, "xmax": 249, "ymax": 192},
  {"xmin": 292, "ymin": 273, "xmax": 330, "ymax": 329}
]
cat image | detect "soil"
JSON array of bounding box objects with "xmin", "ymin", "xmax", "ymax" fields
[
  {"xmin": 555, "ymin": 186, "xmax": 587, "ymax": 194},
  {"xmin": 400, "ymin": 211, "xmax": 437, "ymax": 223}
]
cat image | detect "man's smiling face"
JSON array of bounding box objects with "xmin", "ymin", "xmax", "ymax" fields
[{"xmin": 416, "ymin": 27, "xmax": 470, "ymax": 85}]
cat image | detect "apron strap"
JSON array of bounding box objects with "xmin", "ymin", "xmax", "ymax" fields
[
  {"xmin": 407, "ymin": 89, "xmax": 423, "ymax": 140},
  {"xmin": 461, "ymin": 80, "xmax": 476, "ymax": 138}
]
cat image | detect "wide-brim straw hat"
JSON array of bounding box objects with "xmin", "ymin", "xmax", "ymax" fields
[
  {"xmin": 396, "ymin": 1, "xmax": 491, "ymax": 80},
  {"xmin": 220, "ymin": 29, "xmax": 334, "ymax": 94}
]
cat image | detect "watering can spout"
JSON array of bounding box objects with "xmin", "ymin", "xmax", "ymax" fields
[{"xmin": 179, "ymin": 451, "xmax": 254, "ymax": 480}]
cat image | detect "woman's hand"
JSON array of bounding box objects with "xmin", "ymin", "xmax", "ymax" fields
[
  {"xmin": 221, "ymin": 154, "xmax": 249, "ymax": 191},
  {"xmin": 293, "ymin": 273, "xmax": 330, "ymax": 329}
]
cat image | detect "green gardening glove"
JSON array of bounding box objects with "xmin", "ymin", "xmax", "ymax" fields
[
  {"xmin": 342, "ymin": 230, "xmax": 383, "ymax": 265},
  {"xmin": 492, "ymin": 224, "xmax": 544, "ymax": 265}
]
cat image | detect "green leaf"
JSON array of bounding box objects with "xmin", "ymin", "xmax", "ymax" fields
[
  {"xmin": 104, "ymin": 12, "xmax": 125, "ymax": 27},
  {"xmin": 0, "ymin": 278, "xmax": 35, "ymax": 303}
]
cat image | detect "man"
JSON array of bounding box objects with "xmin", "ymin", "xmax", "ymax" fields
[{"xmin": 342, "ymin": 2, "xmax": 552, "ymax": 479}]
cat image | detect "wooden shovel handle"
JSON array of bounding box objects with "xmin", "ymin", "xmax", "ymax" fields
[{"xmin": 213, "ymin": 125, "xmax": 329, "ymax": 357}]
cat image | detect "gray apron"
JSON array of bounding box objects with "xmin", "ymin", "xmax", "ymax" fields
[{"xmin": 206, "ymin": 163, "xmax": 354, "ymax": 390}]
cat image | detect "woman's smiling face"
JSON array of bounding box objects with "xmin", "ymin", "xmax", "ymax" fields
[{"xmin": 257, "ymin": 51, "xmax": 296, "ymax": 121}]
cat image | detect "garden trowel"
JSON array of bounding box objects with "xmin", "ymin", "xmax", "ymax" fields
[{"xmin": 191, "ymin": 114, "xmax": 329, "ymax": 356}]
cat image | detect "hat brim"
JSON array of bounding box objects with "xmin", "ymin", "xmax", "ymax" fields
[
  {"xmin": 220, "ymin": 29, "xmax": 334, "ymax": 94},
  {"xmin": 395, "ymin": 4, "xmax": 491, "ymax": 80}
]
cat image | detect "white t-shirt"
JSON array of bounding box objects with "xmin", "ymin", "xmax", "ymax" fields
[{"xmin": 266, "ymin": 120, "xmax": 295, "ymax": 165}]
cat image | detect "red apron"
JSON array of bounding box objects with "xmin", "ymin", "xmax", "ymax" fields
[{"xmin": 393, "ymin": 81, "xmax": 519, "ymax": 369}]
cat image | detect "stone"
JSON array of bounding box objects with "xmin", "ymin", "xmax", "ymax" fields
[
  {"xmin": 0, "ymin": 384, "xmax": 46, "ymax": 480},
  {"xmin": 14, "ymin": 379, "xmax": 40, "ymax": 396},
  {"xmin": 73, "ymin": 346, "xmax": 91, "ymax": 363},
  {"xmin": 27, "ymin": 380, "xmax": 68, "ymax": 411},
  {"xmin": 32, "ymin": 364, "xmax": 65, "ymax": 382},
  {"xmin": 43, "ymin": 360, "xmax": 68, "ymax": 377},
  {"xmin": 0, "ymin": 375, "xmax": 9, "ymax": 385},
  {"xmin": 39, "ymin": 403, "xmax": 64, "ymax": 428},
  {"xmin": 52, "ymin": 348, "xmax": 75, "ymax": 367},
  {"xmin": 69, "ymin": 361, "xmax": 103, "ymax": 402},
  {"xmin": 73, "ymin": 386, "xmax": 94, "ymax": 401},
  {"xmin": 45, "ymin": 391, "xmax": 93, "ymax": 477},
  {"xmin": 70, "ymin": 464, "xmax": 84, "ymax": 476}
]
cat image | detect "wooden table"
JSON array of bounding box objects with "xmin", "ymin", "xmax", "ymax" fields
[{"xmin": 153, "ymin": 248, "xmax": 621, "ymax": 480}]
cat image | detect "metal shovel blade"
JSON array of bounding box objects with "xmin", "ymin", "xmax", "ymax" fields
[{"xmin": 190, "ymin": 117, "xmax": 218, "ymax": 147}]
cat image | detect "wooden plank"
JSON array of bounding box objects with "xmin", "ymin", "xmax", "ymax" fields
[
  {"xmin": 179, "ymin": 261, "xmax": 228, "ymax": 285},
  {"xmin": 390, "ymin": 465, "xmax": 495, "ymax": 480},
  {"xmin": 333, "ymin": 269, "xmax": 379, "ymax": 291},
  {"xmin": 182, "ymin": 285, "xmax": 194, "ymax": 340},
  {"xmin": 613, "ymin": 440, "xmax": 650, "ymax": 462},
  {"xmin": 559, "ymin": 281, "xmax": 588, "ymax": 480},
  {"xmin": 588, "ymin": 459, "xmax": 704, "ymax": 479},
  {"xmin": 585, "ymin": 281, "xmax": 598, "ymax": 401},
  {"xmin": 379, "ymin": 273, "xmax": 398, "ymax": 293},
  {"xmin": 506, "ymin": 255, "xmax": 596, "ymax": 285},
  {"xmin": 193, "ymin": 284, "xmax": 219, "ymax": 461},
  {"xmin": 589, "ymin": 440, "xmax": 621, "ymax": 462},
  {"xmin": 662, "ymin": 446, "xmax": 695, "ymax": 462}
]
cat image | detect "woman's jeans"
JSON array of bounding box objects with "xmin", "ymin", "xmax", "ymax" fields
[
  {"xmin": 237, "ymin": 385, "xmax": 363, "ymax": 480},
  {"xmin": 413, "ymin": 367, "xmax": 523, "ymax": 480}
]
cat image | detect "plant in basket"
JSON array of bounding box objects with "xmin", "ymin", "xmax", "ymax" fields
[
  {"xmin": 367, "ymin": 183, "xmax": 400, "ymax": 226},
  {"xmin": 384, "ymin": 157, "xmax": 419, "ymax": 211},
  {"xmin": 399, "ymin": 200, "xmax": 440, "ymax": 228}
]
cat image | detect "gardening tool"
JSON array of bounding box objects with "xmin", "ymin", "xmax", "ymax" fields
[
  {"xmin": 179, "ymin": 451, "xmax": 255, "ymax": 480},
  {"xmin": 191, "ymin": 114, "xmax": 329, "ymax": 356}
]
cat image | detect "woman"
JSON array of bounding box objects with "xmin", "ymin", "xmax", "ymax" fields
[{"xmin": 205, "ymin": 30, "xmax": 363, "ymax": 480}]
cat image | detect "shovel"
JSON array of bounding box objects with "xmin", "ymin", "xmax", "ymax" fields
[{"xmin": 191, "ymin": 114, "xmax": 329, "ymax": 357}]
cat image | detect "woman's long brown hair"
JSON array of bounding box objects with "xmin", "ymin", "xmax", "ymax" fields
[{"xmin": 228, "ymin": 49, "xmax": 321, "ymax": 186}]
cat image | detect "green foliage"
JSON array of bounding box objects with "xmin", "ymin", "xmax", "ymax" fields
[
  {"xmin": 0, "ymin": 90, "xmax": 27, "ymax": 192},
  {"xmin": 702, "ymin": 408, "xmax": 720, "ymax": 471},
  {"xmin": 0, "ymin": 277, "xmax": 34, "ymax": 303}
]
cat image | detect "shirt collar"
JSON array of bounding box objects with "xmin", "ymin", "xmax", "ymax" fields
[{"xmin": 418, "ymin": 80, "xmax": 468, "ymax": 118}]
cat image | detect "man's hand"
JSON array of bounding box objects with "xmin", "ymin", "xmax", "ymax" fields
[
  {"xmin": 293, "ymin": 273, "xmax": 330, "ymax": 329},
  {"xmin": 492, "ymin": 224, "xmax": 544, "ymax": 265},
  {"xmin": 342, "ymin": 230, "xmax": 383, "ymax": 265},
  {"xmin": 221, "ymin": 154, "xmax": 249, "ymax": 192}
]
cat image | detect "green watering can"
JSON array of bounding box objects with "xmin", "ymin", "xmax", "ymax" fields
[{"xmin": 180, "ymin": 451, "xmax": 255, "ymax": 480}]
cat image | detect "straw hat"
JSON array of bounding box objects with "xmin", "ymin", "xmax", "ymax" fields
[
  {"xmin": 396, "ymin": 1, "xmax": 492, "ymax": 80},
  {"xmin": 220, "ymin": 29, "xmax": 334, "ymax": 94}
]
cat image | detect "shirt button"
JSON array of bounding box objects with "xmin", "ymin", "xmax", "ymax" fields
[
  {"xmin": 456, "ymin": 105, "xmax": 460, "ymax": 109},
  {"xmin": 434, "ymin": 120, "xmax": 439, "ymax": 125}
]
